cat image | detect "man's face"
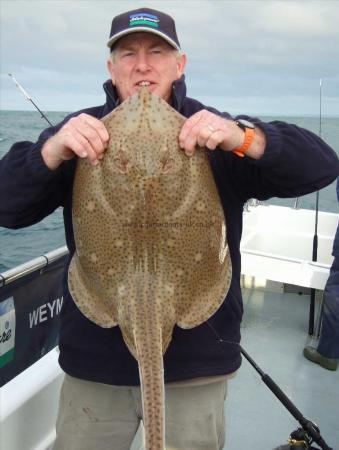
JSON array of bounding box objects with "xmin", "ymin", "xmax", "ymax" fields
[{"xmin": 107, "ymin": 33, "xmax": 186, "ymax": 103}]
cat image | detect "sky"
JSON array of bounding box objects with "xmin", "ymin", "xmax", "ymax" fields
[{"xmin": 1, "ymin": 0, "xmax": 339, "ymax": 116}]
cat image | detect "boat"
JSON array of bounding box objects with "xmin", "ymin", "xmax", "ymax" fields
[{"xmin": 1, "ymin": 202, "xmax": 338, "ymax": 450}]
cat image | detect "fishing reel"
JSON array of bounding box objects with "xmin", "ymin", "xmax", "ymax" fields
[{"xmin": 273, "ymin": 426, "xmax": 326, "ymax": 450}]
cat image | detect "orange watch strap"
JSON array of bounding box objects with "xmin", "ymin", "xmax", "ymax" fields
[{"xmin": 233, "ymin": 127, "xmax": 255, "ymax": 157}]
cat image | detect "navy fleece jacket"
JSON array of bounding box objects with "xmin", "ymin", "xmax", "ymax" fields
[{"xmin": 0, "ymin": 76, "xmax": 338, "ymax": 385}]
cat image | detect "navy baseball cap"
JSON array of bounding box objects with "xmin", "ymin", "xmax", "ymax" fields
[{"xmin": 107, "ymin": 7, "xmax": 181, "ymax": 51}]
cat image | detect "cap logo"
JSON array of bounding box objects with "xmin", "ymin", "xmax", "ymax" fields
[{"xmin": 129, "ymin": 12, "xmax": 159, "ymax": 28}]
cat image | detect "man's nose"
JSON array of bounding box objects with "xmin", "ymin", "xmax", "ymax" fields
[{"xmin": 135, "ymin": 52, "xmax": 151, "ymax": 72}]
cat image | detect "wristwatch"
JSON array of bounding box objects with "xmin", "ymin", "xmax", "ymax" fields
[{"xmin": 233, "ymin": 119, "xmax": 255, "ymax": 157}]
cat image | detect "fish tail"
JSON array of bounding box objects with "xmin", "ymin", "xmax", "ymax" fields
[{"xmin": 136, "ymin": 325, "xmax": 165, "ymax": 450}]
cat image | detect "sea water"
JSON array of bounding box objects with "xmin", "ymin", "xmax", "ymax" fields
[{"xmin": 0, "ymin": 110, "xmax": 338, "ymax": 272}]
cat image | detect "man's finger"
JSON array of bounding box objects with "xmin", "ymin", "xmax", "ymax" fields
[
  {"xmin": 196, "ymin": 124, "xmax": 216, "ymax": 147},
  {"xmin": 205, "ymin": 130, "xmax": 225, "ymax": 151},
  {"xmin": 61, "ymin": 130, "xmax": 98, "ymax": 164},
  {"xmin": 80, "ymin": 113, "xmax": 110, "ymax": 144},
  {"xmin": 179, "ymin": 111, "xmax": 204, "ymax": 145},
  {"xmin": 72, "ymin": 120, "xmax": 107, "ymax": 157},
  {"xmin": 182, "ymin": 120, "xmax": 212, "ymax": 151}
]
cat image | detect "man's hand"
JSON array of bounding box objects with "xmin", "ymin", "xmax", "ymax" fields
[
  {"xmin": 41, "ymin": 113, "xmax": 109, "ymax": 170},
  {"xmin": 179, "ymin": 110, "xmax": 266, "ymax": 159}
]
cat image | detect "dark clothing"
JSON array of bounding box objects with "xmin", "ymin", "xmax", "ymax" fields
[
  {"xmin": 318, "ymin": 178, "xmax": 339, "ymax": 359},
  {"xmin": 332, "ymin": 178, "xmax": 339, "ymax": 255},
  {"xmin": 0, "ymin": 76, "xmax": 338, "ymax": 385}
]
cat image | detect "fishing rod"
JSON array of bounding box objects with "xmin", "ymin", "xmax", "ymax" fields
[
  {"xmin": 240, "ymin": 346, "xmax": 333, "ymax": 450},
  {"xmin": 308, "ymin": 78, "xmax": 322, "ymax": 336},
  {"xmin": 206, "ymin": 319, "xmax": 333, "ymax": 449},
  {"xmin": 8, "ymin": 73, "xmax": 53, "ymax": 126}
]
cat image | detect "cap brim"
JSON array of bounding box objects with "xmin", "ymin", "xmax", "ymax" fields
[{"xmin": 107, "ymin": 27, "xmax": 180, "ymax": 51}]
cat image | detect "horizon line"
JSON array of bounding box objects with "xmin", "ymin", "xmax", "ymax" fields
[{"xmin": 1, "ymin": 109, "xmax": 338, "ymax": 119}]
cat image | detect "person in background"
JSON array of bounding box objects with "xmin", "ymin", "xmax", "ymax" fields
[
  {"xmin": 304, "ymin": 177, "xmax": 339, "ymax": 371},
  {"xmin": 0, "ymin": 7, "xmax": 338, "ymax": 450}
]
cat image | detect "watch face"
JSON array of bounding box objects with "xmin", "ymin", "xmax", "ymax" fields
[{"xmin": 237, "ymin": 119, "xmax": 255, "ymax": 129}]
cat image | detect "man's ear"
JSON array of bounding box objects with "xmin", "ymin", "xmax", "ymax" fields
[
  {"xmin": 176, "ymin": 53, "xmax": 187, "ymax": 78},
  {"xmin": 107, "ymin": 59, "xmax": 116, "ymax": 85}
]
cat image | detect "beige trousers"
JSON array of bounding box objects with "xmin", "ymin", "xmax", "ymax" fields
[{"xmin": 53, "ymin": 374, "xmax": 228, "ymax": 450}]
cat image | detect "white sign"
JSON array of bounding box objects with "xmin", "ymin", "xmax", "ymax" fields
[{"xmin": 0, "ymin": 297, "xmax": 16, "ymax": 367}]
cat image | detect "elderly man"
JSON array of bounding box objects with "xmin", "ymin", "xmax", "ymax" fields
[{"xmin": 0, "ymin": 7, "xmax": 338, "ymax": 450}]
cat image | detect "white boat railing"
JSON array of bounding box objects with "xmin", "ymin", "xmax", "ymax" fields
[
  {"xmin": 1, "ymin": 348, "xmax": 63, "ymax": 450},
  {"xmin": 0, "ymin": 246, "xmax": 68, "ymax": 287}
]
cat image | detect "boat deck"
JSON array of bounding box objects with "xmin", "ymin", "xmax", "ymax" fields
[
  {"xmin": 130, "ymin": 284, "xmax": 338, "ymax": 449},
  {"xmin": 226, "ymin": 284, "xmax": 338, "ymax": 450}
]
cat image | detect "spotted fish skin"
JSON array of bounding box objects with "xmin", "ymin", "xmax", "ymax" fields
[{"xmin": 68, "ymin": 87, "xmax": 232, "ymax": 450}]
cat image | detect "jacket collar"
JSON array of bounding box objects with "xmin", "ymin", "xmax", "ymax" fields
[{"xmin": 102, "ymin": 75, "xmax": 187, "ymax": 114}]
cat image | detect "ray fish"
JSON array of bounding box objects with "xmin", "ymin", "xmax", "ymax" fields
[{"xmin": 68, "ymin": 87, "xmax": 232, "ymax": 450}]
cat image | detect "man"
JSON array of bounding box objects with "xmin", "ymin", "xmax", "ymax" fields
[
  {"xmin": 304, "ymin": 178, "xmax": 339, "ymax": 371},
  {"xmin": 0, "ymin": 7, "xmax": 338, "ymax": 450}
]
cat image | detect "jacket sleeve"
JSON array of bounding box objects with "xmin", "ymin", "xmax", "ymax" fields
[
  {"xmin": 224, "ymin": 117, "xmax": 339, "ymax": 202},
  {"xmin": 0, "ymin": 120, "xmax": 73, "ymax": 229}
]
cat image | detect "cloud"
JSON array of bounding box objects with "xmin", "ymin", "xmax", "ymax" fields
[{"xmin": 1, "ymin": 0, "xmax": 338, "ymax": 115}]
